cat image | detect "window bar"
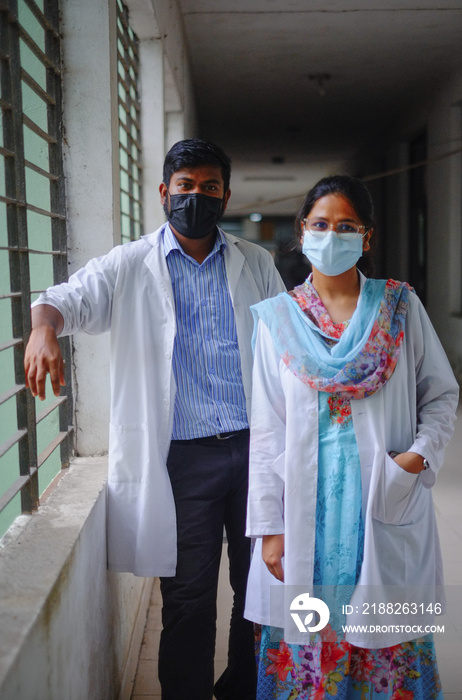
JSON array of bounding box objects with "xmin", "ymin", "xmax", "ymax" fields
[
  {"xmin": 0, "ymin": 338, "xmax": 23, "ymax": 352},
  {"xmin": 21, "ymin": 66, "xmax": 57, "ymax": 105},
  {"xmin": 118, "ymin": 140, "xmax": 142, "ymax": 168},
  {"xmin": 18, "ymin": 20, "xmax": 61, "ymax": 76},
  {"xmin": 45, "ymin": 0, "xmax": 74, "ymax": 461},
  {"xmin": 24, "ymin": 157, "xmax": 59, "ymax": 181},
  {"xmin": 0, "ymin": 0, "xmax": 73, "ymax": 524},
  {"xmin": 24, "ymin": 0, "xmax": 61, "ymax": 40},
  {"xmin": 117, "ymin": 0, "xmax": 143, "ymax": 242},
  {"xmin": 0, "ymin": 474, "xmax": 36, "ymax": 514},
  {"xmin": 4, "ymin": 0, "xmax": 39, "ymax": 513},
  {"xmin": 0, "ymin": 291, "xmax": 22, "ymax": 300},
  {"xmin": 0, "ymin": 384, "xmax": 26, "ymax": 406},
  {"xmin": 23, "ymin": 113, "xmax": 57, "ymax": 143},
  {"xmin": 0, "ymin": 245, "xmax": 67, "ymax": 254}
]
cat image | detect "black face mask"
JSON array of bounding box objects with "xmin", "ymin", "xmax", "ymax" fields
[{"xmin": 164, "ymin": 193, "xmax": 224, "ymax": 239}]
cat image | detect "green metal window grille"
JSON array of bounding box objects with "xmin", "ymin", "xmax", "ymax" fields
[
  {"xmin": 117, "ymin": 0, "xmax": 143, "ymax": 244},
  {"xmin": 0, "ymin": 0, "xmax": 73, "ymax": 538}
]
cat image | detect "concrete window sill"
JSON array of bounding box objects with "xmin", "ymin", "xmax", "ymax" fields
[{"xmin": 0, "ymin": 456, "xmax": 152, "ymax": 700}]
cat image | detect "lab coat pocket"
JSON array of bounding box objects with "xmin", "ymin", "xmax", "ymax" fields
[
  {"xmin": 370, "ymin": 454, "xmax": 422, "ymax": 525},
  {"xmin": 109, "ymin": 423, "xmax": 149, "ymax": 483}
]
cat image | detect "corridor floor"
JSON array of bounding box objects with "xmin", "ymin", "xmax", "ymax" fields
[{"xmin": 130, "ymin": 405, "xmax": 462, "ymax": 699}]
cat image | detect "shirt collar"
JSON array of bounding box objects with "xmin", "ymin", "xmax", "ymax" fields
[{"xmin": 163, "ymin": 223, "xmax": 227, "ymax": 261}]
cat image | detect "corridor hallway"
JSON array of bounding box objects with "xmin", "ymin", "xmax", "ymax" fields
[
  {"xmin": 2, "ymin": 2, "xmax": 462, "ymax": 698},
  {"xmin": 130, "ymin": 546, "xmax": 234, "ymax": 699},
  {"xmin": 130, "ymin": 405, "xmax": 462, "ymax": 699}
]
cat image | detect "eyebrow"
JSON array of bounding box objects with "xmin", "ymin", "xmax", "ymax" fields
[
  {"xmin": 314, "ymin": 216, "xmax": 358, "ymax": 222},
  {"xmin": 175, "ymin": 176, "xmax": 221, "ymax": 184}
]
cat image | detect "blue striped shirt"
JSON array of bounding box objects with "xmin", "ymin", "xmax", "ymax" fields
[{"xmin": 164, "ymin": 225, "xmax": 248, "ymax": 439}]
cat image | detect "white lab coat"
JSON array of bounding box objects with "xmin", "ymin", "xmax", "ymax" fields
[
  {"xmin": 245, "ymin": 281, "xmax": 459, "ymax": 648},
  {"xmin": 34, "ymin": 225, "xmax": 285, "ymax": 576}
]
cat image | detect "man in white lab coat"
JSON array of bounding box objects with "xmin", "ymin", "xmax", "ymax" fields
[{"xmin": 24, "ymin": 139, "xmax": 285, "ymax": 700}]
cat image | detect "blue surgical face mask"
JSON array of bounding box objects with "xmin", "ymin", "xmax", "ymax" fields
[{"xmin": 302, "ymin": 230, "xmax": 363, "ymax": 276}]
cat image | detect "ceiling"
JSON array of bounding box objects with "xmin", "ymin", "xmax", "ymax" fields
[{"xmin": 178, "ymin": 0, "xmax": 462, "ymax": 215}]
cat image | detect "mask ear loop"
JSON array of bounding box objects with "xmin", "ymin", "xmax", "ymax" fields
[{"xmin": 218, "ymin": 195, "xmax": 227, "ymax": 220}]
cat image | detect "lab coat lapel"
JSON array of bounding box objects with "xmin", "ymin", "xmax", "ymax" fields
[
  {"xmin": 142, "ymin": 226, "xmax": 175, "ymax": 308},
  {"xmin": 223, "ymin": 231, "xmax": 245, "ymax": 302}
]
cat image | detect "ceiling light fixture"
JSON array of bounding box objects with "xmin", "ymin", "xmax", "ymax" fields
[{"xmin": 308, "ymin": 73, "xmax": 331, "ymax": 97}]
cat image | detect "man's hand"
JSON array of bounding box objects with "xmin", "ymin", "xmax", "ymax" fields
[
  {"xmin": 262, "ymin": 533, "xmax": 285, "ymax": 582},
  {"xmin": 24, "ymin": 305, "xmax": 65, "ymax": 401}
]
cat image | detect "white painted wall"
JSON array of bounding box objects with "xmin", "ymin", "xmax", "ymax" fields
[
  {"xmin": 139, "ymin": 37, "xmax": 166, "ymax": 233},
  {"xmin": 166, "ymin": 111, "xmax": 185, "ymax": 151},
  {"xmin": 353, "ymin": 68, "xmax": 462, "ymax": 382},
  {"xmin": 425, "ymin": 71, "xmax": 462, "ymax": 379},
  {"xmin": 60, "ymin": 0, "xmax": 119, "ymax": 455},
  {"xmin": 150, "ymin": 0, "xmax": 198, "ymax": 137}
]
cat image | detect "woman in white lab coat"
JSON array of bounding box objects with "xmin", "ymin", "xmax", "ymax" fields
[{"xmin": 245, "ymin": 175, "xmax": 458, "ymax": 699}]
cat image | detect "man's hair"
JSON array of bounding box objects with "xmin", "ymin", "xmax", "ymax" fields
[{"xmin": 163, "ymin": 138, "xmax": 232, "ymax": 192}]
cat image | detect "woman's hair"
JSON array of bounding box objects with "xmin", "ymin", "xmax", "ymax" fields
[{"xmin": 295, "ymin": 174, "xmax": 377, "ymax": 276}]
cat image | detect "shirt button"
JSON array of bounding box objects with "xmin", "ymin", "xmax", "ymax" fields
[{"xmin": 201, "ymin": 299, "xmax": 208, "ymax": 306}]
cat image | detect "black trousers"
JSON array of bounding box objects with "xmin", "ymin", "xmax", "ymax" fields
[{"xmin": 159, "ymin": 429, "xmax": 256, "ymax": 700}]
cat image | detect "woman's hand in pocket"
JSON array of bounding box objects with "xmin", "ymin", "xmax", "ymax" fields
[{"xmin": 392, "ymin": 451, "xmax": 426, "ymax": 474}]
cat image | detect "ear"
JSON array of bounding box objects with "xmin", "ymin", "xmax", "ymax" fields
[
  {"xmin": 221, "ymin": 189, "xmax": 231, "ymax": 213},
  {"xmin": 159, "ymin": 182, "xmax": 168, "ymax": 205},
  {"xmin": 363, "ymin": 229, "xmax": 373, "ymax": 252}
]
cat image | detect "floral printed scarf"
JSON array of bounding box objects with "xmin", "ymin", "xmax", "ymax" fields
[{"xmin": 251, "ymin": 277, "xmax": 413, "ymax": 400}]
